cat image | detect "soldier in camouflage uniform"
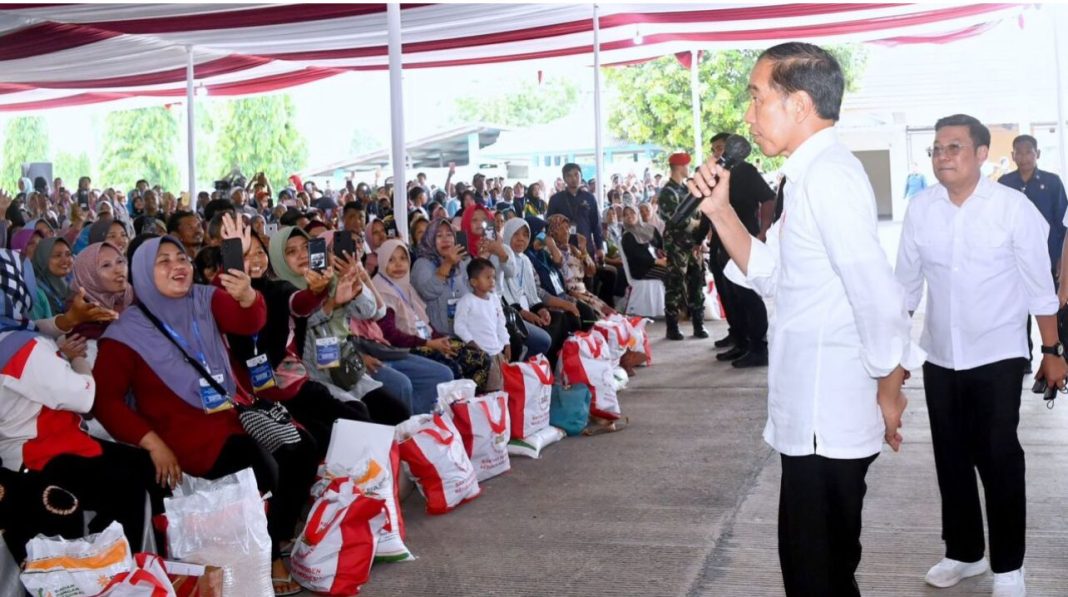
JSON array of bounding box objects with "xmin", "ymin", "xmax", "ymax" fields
[{"xmin": 657, "ymin": 152, "xmax": 710, "ymax": 340}]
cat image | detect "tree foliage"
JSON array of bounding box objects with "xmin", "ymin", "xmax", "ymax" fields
[
  {"xmin": 213, "ymin": 94, "xmax": 307, "ymax": 190},
  {"xmin": 99, "ymin": 107, "xmax": 180, "ymax": 191},
  {"xmin": 53, "ymin": 150, "xmax": 93, "ymax": 187},
  {"xmin": 605, "ymin": 47, "xmax": 867, "ymax": 167},
  {"xmin": 453, "ymin": 77, "xmax": 580, "ymax": 127},
  {"xmin": 1, "ymin": 116, "xmax": 49, "ymax": 192}
]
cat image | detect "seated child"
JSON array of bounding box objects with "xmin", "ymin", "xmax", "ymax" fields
[{"xmin": 453, "ymin": 258, "xmax": 510, "ymax": 391}]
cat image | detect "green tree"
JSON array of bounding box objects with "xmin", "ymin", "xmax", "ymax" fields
[
  {"xmin": 452, "ymin": 77, "xmax": 580, "ymax": 127},
  {"xmin": 99, "ymin": 106, "xmax": 180, "ymax": 191},
  {"xmin": 214, "ymin": 94, "xmax": 307, "ymax": 189},
  {"xmin": 605, "ymin": 47, "xmax": 867, "ymax": 166},
  {"xmin": 53, "ymin": 150, "xmax": 93, "ymax": 187},
  {"xmin": 1, "ymin": 116, "xmax": 49, "ymax": 192}
]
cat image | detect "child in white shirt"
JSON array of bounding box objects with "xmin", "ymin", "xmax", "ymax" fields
[{"xmin": 454, "ymin": 257, "xmax": 511, "ymax": 391}]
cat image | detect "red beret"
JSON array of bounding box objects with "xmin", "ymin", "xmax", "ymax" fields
[{"xmin": 668, "ymin": 153, "xmax": 691, "ymax": 166}]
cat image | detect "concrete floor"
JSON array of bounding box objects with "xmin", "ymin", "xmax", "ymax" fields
[{"xmin": 351, "ymin": 318, "xmax": 1068, "ymax": 597}]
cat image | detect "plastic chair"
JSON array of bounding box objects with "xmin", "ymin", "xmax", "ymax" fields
[{"xmin": 620, "ymin": 249, "xmax": 665, "ymax": 318}]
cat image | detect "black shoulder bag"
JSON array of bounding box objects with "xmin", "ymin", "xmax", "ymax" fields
[{"xmin": 136, "ymin": 304, "xmax": 302, "ymax": 454}]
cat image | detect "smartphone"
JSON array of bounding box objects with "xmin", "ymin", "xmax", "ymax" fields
[
  {"xmin": 221, "ymin": 237, "xmax": 245, "ymax": 275},
  {"xmin": 454, "ymin": 231, "xmax": 468, "ymax": 249},
  {"xmin": 308, "ymin": 237, "xmax": 328, "ymax": 272},
  {"xmin": 334, "ymin": 230, "xmax": 356, "ymax": 258},
  {"xmin": 569, "ymin": 233, "xmax": 579, "ymax": 247},
  {"xmin": 482, "ymin": 220, "xmax": 496, "ymax": 240}
]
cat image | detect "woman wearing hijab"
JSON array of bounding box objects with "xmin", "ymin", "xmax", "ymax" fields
[
  {"xmin": 500, "ymin": 219, "xmax": 577, "ymax": 368},
  {"xmin": 30, "ymin": 237, "xmax": 74, "ymax": 320},
  {"xmin": 621, "ymin": 204, "xmax": 669, "ymax": 282},
  {"xmin": 219, "ymin": 232, "xmax": 376, "ymax": 453},
  {"xmin": 92, "ymin": 221, "xmax": 317, "ymax": 596},
  {"xmin": 69, "ymin": 241, "xmax": 133, "ymax": 350},
  {"xmin": 546, "ymin": 214, "xmax": 615, "ymax": 320},
  {"xmin": 83, "ymin": 216, "xmax": 130, "ymax": 255},
  {"xmin": 373, "ymin": 238, "xmax": 492, "ymax": 392},
  {"xmin": 269, "ymin": 226, "xmax": 411, "ymax": 424},
  {"xmin": 0, "ymin": 247, "xmax": 160, "ymax": 557},
  {"xmin": 410, "ymin": 217, "xmax": 475, "ymax": 336},
  {"xmin": 10, "ymin": 228, "xmax": 43, "ymax": 258},
  {"xmin": 524, "ymin": 216, "xmax": 595, "ymax": 331}
]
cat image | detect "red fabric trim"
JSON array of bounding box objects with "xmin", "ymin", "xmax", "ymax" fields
[
  {"xmin": 0, "ymin": 22, "xmax": 120, "ymax": 61},
  {"xmin": 1, "ymin": 338, "xmax": 36, "ymax": 379},
  {"xmin": 20, "ymin": 55, "xmax": 271, "ymax": 90},
  {"xmin": 871, "ymin": 21, "xmax": 997, "ymax": 46},
  {"xmin": 23, "ymin": 407, "xmax": 103, "ymax": 471},
  {"xmin": 82, "ymin": 4, "xmax": 411, "ymax": 34}
]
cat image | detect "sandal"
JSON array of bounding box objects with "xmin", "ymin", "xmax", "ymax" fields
[
  {"xmin": 582, "ymin": 415, "xmax": 629, "ymax": 436},
  {"xmin": 272, "ymin": 574, "xmax": 301, "ymax": 596}
]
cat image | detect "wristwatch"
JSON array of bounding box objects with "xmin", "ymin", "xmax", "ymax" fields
[{"xmin": 1040, "ymin": 343, "xmax": 1064, "ymax": 357}]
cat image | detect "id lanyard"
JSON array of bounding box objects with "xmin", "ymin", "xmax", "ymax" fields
[
  {"xmin": 382, "ymin": 276, "xmax": 433, "ymax": 339},
  {"xmin": 161, "ymin": 320, "xmax": 210, "ymax": 370}
]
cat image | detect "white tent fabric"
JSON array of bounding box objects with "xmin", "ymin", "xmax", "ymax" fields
[{"xmin": 0, "ymin": 3, "xmax": 1026, "ymax": 112}]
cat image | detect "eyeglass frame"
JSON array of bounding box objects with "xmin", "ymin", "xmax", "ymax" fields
[{"xmin": 926, "ymin": 142, "xmax": 974, "ymax": 159}]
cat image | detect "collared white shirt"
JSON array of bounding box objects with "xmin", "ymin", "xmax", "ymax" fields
[
  {"xmin": 725, "ymin": 127, "xmax": 923, "ymax": 459},
  {"xmin": 896, "ymin": 176, "xmax": 1057, "ymax": 371}
]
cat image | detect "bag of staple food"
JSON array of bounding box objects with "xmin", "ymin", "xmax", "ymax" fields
[
  {"xmin": 502, "ymin": 354, "xmax": 554, "ymax": 440},
  {"xmin": 435, "ymin": 378, "xmax": 478, "ymax": 413},
  {"xmin": 592, "ymin": 316, "xmax": 634, "ymax": 362},
  {"xmin": 508, "ymin": 425, "xmax": 566, "ymax": 459},
  {"xmin": 561, "ymin": 332, "xmax": 622, "ymax": 421},
  {"xmin": 98, "ymin": 553, "xmax": 177, "ymax": 597},
  {"xmin": 21, "ymin": 520, "xmax": 134, "ymax": 596},
  {"xmin": 396, "ymin": 413, "xmax": 481, "ymax": 514},
  {"xmin": 290, "ymin": 470, "xmax": 388, "ymax": 595},
  {"xmin": 549, "ymin": 383, "xmax": 592, "ymax": 436},
  {"xmin": 628, "ymin": 316, "xmax": 654, "ymax": 364},
  {"xmin": 613, "ymin": 367, "xmax": 630, "ymax": 391},
  {"xmin": 323, "ymin": 419, "xmax": 411, "ymax": 563},
  {"xmin": 450, "ymin": 391, "xmax": 511, "ymax": 481},
  {"xmin": 164, "ymin": 468, "xmax": 273, "ymax": 597}
]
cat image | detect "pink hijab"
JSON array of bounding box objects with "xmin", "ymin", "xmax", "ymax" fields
[
  {"xmin": 371, "ymin": 239, "xmax": 430, "ymax": 336},
  {"xmin": 71, "ymin": 241, "xmax": 134, "ymax": 313}
]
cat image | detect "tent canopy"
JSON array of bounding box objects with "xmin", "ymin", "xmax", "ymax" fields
[{"xmin": 0, "ymin": 2, "xmax": 1024, "ymax": 112}]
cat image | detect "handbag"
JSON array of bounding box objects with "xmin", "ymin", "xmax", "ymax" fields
[
  {"xmin": 501, "ymin": 296, "xmax": 528, "ymax": 340},
  {"xmin": 350, "ymin": 336, "xmax": 410, "ymax": 362},
  {"xmin": 309, "ymin": 321, "xmax": 366, "ymax": 390},
  {"xmin": 137, "ymin": 304, "xmax": 302, "ymax": 453}
]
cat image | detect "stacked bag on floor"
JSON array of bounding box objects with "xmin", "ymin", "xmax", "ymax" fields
[
  {"xmin": 502, "ymin": 354, "xmax": 566, "ymax": 457},
  {"xmin": 560, "ymin": 332, "xmax": 622, "ymax": 422}
]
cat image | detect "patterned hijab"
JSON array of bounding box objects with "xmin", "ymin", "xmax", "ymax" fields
[
  {"xmin": 416, "ymin": 217, "xmax": 454, "ymax": 263},
  {"xmin": 0, "ymin": 248, "xmax": 36, "ymax": 331}
]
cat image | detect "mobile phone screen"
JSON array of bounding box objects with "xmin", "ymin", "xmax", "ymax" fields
[
  {"xmin": 308, "ymin": 237, "xmax": 328, "ymax": 272},
  {"xmin": 221, "ymin": 238, "xmax": 244, "ymax": 275}
]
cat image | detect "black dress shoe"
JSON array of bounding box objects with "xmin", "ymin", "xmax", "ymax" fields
[
  {"xmin": 716, "ymin": 346, "xmax": 747, "ymax": 361},
  {"xmin": 731, "ymin": 351, "xmax": 769, "ymax": 368},
  {"xmin": 714, "ymin": 335, "xmax": 735, "ymax": 348}
]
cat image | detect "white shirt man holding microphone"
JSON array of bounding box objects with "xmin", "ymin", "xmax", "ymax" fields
[
  {"xmin": 896, "ymin": 114, "xmax": 1066, "ymax": 597},
  {"xmin": 686, "ymin": 42, "xmax": 923, "ymax": 596}
]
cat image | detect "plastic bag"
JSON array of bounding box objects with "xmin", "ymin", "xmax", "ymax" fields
[
  {"xmin": 507, "ymin": 426, "xmax": 566, "ymax": 459},
  {"xmin": 435, "ymin": 378, "xmax": 477, "ymax": 412},
  {"xmin": 291, "ymin": 469, "xmax": 387, "ymax": 595},
  {"xmin": 99, "ymin": 553, "xmax": 178, "ymax": 597},
  {"xmin": 502, "ymin": 354, "xmax": 554, "ymax": 440},
  {"xmin": 450, "ymin": 392, "xmax": 511, "ymax": 482},
  {"xmin": 164, "ymin": 468, "xmax": 272, "ymax": 597},
  {"xmin": 627, "ymin": 317, "xmax": 654, "ymax": 364},
  {"xmin": 550, "ymin": 383, "xmax": 592, "ymax": 436},
  {"xmin": 613, "ymin": 367, "xmax": 630, "ymax": 391},
  {"xmin": 323, "ymin": 419, "xmax": 411, "ymax": 562},
  {"xmin": 396, "ymin": 413, "xmax": 481, "ymax": 514},
  {"xmin": 561, "ymin": 332, "xmax": 622, "ymax": 421},
  {"xmin": 592, "ymin": 316, "xmax": 635, "ymax": 361},
  {"xmin": 21, "ymin": 520, "xmax": 133, "ymax": 596}
]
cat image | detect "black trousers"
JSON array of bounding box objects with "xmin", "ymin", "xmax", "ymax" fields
[
  {"xmin": 720, "ymin": 277, "xmax": 768, "ymax": 352},
  {"xmin": 40, "ymin": 440, "xmax": 163, "ymax": 552},
  {"xmin": 923, "ymin": 358, "xmax": 1026, "ymax": 573},
  {"xmin": 205, "ymin": 433, "xmax": 319, "ymax": 560},
  {"xmin": 779, "ymin": 452, "xmax": 877, "ymax": 597}
]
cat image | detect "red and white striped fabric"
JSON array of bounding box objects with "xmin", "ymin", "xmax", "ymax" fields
[
  {"xmin": 450, "ymin": 392, "xmax": 511, "ymax": 482},
  {"xmin": 396, "ymin": 413, "xmax": 481, "ymax": 515},
  {"xmin": 0, "ymin": 3, "xmax": 1025, "ymax": 111},
  {"xmin": 502, "ymin": 354, "xmax": 554, "ymax": 440},
  {"xmin": 560, "ymin": 332, "xmax": 621, "ymax": 421}
]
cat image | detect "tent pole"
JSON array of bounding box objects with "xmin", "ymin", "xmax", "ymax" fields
[
  {"xmin": 186, "ymin": 46, "xmax": 196, "ymax": 203},
  {"xmin": 593, "ymin": 3, "xmax": 605, "ymax": 211},
  {"xmin": 1053, "ymin": 5, "xmax": 1068, "ymax": 178},
  {"xmin": 387, "ymin": 4, "xmax": 408, "ymax": 242},
  {"xmin": 690, "ymin": 49, "xmax": 702, "ymax": 163}
]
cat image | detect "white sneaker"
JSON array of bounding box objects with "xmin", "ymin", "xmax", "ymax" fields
[
  {"xmin": 925, "ymin": 557, "xmax": 990, "ymax": 588},
  {"xmin": 992, "ymin": 567, "xmax": 1026, "ymax": 597}
]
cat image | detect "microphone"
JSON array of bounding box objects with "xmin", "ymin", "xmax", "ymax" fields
[{"xmin": 667, "ymin": 135, "xmax": 752, "ymax": 227}]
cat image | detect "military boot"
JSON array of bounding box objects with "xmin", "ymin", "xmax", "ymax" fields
[
  {"xmin": 666, "ymin": 316, "xmax": 684, "ymax": 341},
  {"xmin": 692, "ymin": 312, "xmax": 709, "ymax": 339}
]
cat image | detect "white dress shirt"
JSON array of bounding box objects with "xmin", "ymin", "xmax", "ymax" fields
[
  {"xmin": 725, "ymin": 127, "xmax": 923, "ymax": 459},
  {"xmin": 895, "ymin": 176, "xmax": 1058, "ymax": 370}
]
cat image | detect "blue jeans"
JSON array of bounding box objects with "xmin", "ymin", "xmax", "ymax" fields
[
  {"xmin": 379, "ymin": 354, "xmax": 455, "ymax": 414},
  {"xmin": 522, "ymin": 320, "xmax": 552, "ymax": 359}
]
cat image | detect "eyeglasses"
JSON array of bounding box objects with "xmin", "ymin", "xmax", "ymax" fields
[{"xmin": 927, "ymin": 143, "xmax": 972, "ymax": 158}]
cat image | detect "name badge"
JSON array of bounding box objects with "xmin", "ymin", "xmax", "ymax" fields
[
  {"xmin": 447, "ymin": 297, "xmax": 459, "ymax": 321},
  {"xmin": 315, "ymin": 336, "xmax": 341, "ymax": 369},
  {"xmin": 549, "ymin": 271, "xmax": 565, "ymax": 295},
  {"xmin": 246, "ymin": 353, "xmax": 277, "ymax": 392},
  {"xmin": 199, "ymin": 373, "xmax": 231, "ymax": 413},
  {"xmin": 415, "ymin": 320, "xmax": 432, "ymax": 340}
]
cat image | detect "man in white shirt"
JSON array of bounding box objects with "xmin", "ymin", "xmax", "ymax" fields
[
  {"xmin": 896, "ymin": 114, "xmax": 1066, "ymax": 597},
  {"xmin": 686, "ymin": 42, "xmax": 921, "ymax": 596}
]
